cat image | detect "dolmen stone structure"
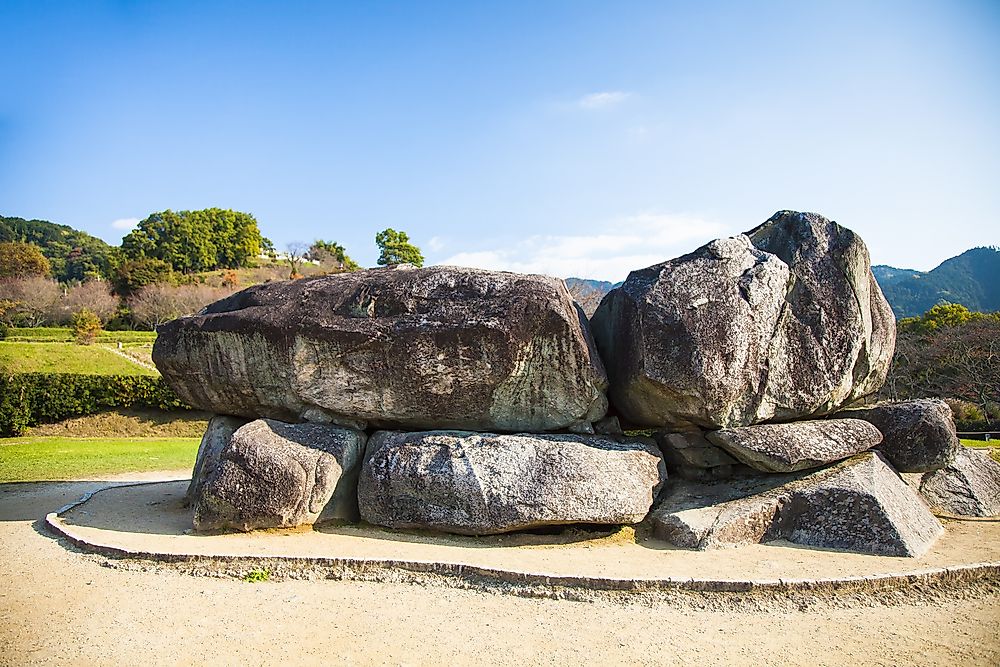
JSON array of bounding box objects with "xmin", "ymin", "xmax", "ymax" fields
[{"xmin": 154, "ymin": 210, "xmax": 1000, "ymax": 557}]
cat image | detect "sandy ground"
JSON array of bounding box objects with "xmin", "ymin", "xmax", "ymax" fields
[{"xmin": 1, "ymin": 475, "xmax": 999, "ymax": 666}]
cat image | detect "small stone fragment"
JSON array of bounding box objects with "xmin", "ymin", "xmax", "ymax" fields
[
  {"xmin": 833, "ymin": 399, "xmax": 959, "ymax": 472},
  {"xmin": 916, "ymin": 446, "xmax": 1000, "ymax": 517},
  {"xmin": 706, "ymin": 418, "xmax": 882, "ymax": 473}
]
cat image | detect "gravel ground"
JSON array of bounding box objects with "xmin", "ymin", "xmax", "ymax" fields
[{"xmin": 1, "ymin": 477, "xmax": 999, "ymax": 666}]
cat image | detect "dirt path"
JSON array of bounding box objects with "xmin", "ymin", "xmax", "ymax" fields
[{"xmin": 2, "ymin": 478, "xmax": 999, "ymax": 666}]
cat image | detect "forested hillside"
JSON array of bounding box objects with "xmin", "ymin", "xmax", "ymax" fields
[
  {"xmin": 873, "ymin": 247, "xmax": 1000, "ymax": 318},
  {"xmin": 0, "ymin": 215, "xmax": 118, "ymax": 281}
]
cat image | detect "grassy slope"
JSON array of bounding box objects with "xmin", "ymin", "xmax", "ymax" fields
[
  {"xmin": 0, "ymin": 436, "xmax": 199, "ymax": 482},
  {"xmin": 0, "ymin": 341, "xmax": 157, "ymax": 375}
]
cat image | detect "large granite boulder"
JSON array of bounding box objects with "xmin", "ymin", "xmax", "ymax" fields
[
  {"xmin": 650, "ymin": 452, "xmax": 942, "ymax": 557},
  {"xmin": 914, "ymin": 446, "xmax": 1000, "ymax": 517},
  {"xmin": 706, "ymin": 418, "xmax": 882, "ymax": 473},
  {"xmin": 153, "ymin": 266, "xmax": 608, "ymax": 433},
  {"xmin": 592, "ymin": 211, "xmax": 896, "ymax": 429},
  {"xmin": 184, "ymin": 415, "xmax": 248, "ymax": 505},
  {"xmin": 833, "ymin": 399, "xmax": 959, "ymax": 473},
  {"xmin": 358, "ymin": 430, "xmax": 666, "ymax": 535},
  {"xmin": 193, "ymin": 419, "xmax": 367, "ymax": 531}
]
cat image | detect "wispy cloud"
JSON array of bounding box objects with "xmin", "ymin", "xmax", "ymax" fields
[
  {"xmin": 577, "ymin": 91, "xmax": 631, "ymax": 109},
  {"xmin": 436, "ymin": 213, "xmax": 729, "ymax": 282},
  {"xmin": 111, "ymin": 217, "xmax": 139, "ymax": 231},
  {"xmin": 426, "ymin": 236, "xmax": 446, "ymax": 253}
]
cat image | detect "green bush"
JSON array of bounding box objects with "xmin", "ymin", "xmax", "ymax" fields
[
  {"xmin": 0, "ymin": 323, "xmax": 8, "ymax": 340},
  {"xmin": 0, "ymin": 373, "xmax": 189, "ymax": 436},
  {"xmin": 71, "ymin": 308, "xmax": 102, "ymax": 345}
]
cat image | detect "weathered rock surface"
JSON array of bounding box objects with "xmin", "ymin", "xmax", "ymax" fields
[
  {"xmin": 649, "ymin": 452, "xmax": 942, "ymax": 557},
  {"xmin": 656, "ymin": 430, "xmax": 739, "ymax": 469},
  {"xmin": 654, "ymin": 430, "xmax": 746, "ymax": 481},
  {"xmin": 833, "ymin": 399, "xmax": 959, "ymax": 473},
  {"xmin": 706, "ymin": 418, "xmax": 882, "ymax": 473},
  {"xmin": 915, "ymin": 446, "xmax": 1000, "ymax": 517},
  {"xmin": 193, "ymin": 419, "xmax": 367, "ymax": 531},
  {"xmin": 184, "ymin": 415, "xmax": 248, "ymax": 505},
  {"xmin": 153, "ymin": 266, "xmax": 608, "ymax": 433},
  {"xmin": 358, "ymin": 430, "xmax": 666, "ymax": 535},
  {"xmin": 591, "ymin": 211, "xmax": 895, "ymax": 429}
]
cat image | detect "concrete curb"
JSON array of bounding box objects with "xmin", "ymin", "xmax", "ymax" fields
[{"xmin": 45, "ymin": 482, "xmax": 1000, "ymax": 601}]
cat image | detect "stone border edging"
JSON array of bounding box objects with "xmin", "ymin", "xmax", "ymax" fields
[{"xmin": 44, "ymin": 482, "xmax": 1000, "ymax": 600}]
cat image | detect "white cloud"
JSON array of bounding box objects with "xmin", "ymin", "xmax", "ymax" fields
[
  {"xmin": 436, "ymin": 213, "xmax": 729, "ymax": 283},
  {"xmin": 426, "ymin": 236, "xmax": 446, "ymax": 253},
  {"xmin": 578, "ymin": 91, "xmax": 631, "ymax": 109},
  {"xmin": 111, "ymin": 217, "xmax": 139, "ymax": 231}
]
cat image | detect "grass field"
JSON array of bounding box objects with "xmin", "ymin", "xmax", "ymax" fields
[
  {"xmin": 5, "ymin": 327, "xmax": 157, "ymax": 343},
  {"xmin": 0, "ymin": 341, "xmax": 157, "ymax": 375},
  {"xmin": 0, "ymin": 436, "xmax": 199, "ymax": 482}
]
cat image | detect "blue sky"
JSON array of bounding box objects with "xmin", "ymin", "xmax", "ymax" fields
[{"xmin": 2, "ymin": 1, "xmax": 998, "ymax": 280}]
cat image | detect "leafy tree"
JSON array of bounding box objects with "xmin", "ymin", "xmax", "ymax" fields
[
  {"xmin": 898, "ymin": 302, "xmax": 999, "ymax": 334},
  {"xmin": 375, "ymin": 228, "xmax": 424, "ymax": 267},
  {"xmin": 112, "ymin": 258, "xmax": 175, "ymax": 297},
  {"xmin": 122, "ymin": 208, "xmax": 268, "ymax": 273},
  {"xmin": 0, "ymin": 215, "xmax": 118, "ymax": 281},
  {"xmin": 0, "ymin": 241, "xmax": 51, "ymax": 278},
  {"xmin": 71, "ymin": 308, "xmax": 102, "ymax": 345},
  {"xmin": 309, "ymin": 240, "xmax": 360, "ymax": 272}
]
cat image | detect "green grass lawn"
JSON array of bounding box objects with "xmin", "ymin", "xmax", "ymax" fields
[
  {"xmin": 6, "ymin": 327, "xmax": 157, "ymax": 344},
  {"xmin": 961, "ymin": 438, "xmax": 996, "ymax": 447},
  {"xmin": 0, "ymin": 436, "xmax": 199, "ymax": 482},
  {"xmin": 0, "ymin": 341, "xmax": 158, "ymax": 375}
]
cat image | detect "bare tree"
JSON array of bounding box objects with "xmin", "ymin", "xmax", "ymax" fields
[
  {"xmin": 880, "ymin": 318, "xmax": 1000, "ymax": 419},
  {"xmin": 285, "ymin": 242, "xmax": 310, "ymax": 279},
  {"xmin": 129, "ymin": 283, "xmax": 237, "ymax": 329},
  {"xmin": 0, "ymin": 276, "xmax": 62, "ymax": 327},
  {"xmin": 48, "ymin": 280, "xmax": 119, "ymax": 325}
]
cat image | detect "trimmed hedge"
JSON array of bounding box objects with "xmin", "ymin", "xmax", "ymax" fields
[
  {"xmin": 0, "ymin": 373, "xmax": 188, "ymax": 436},
  {"xmin": 5, "ymin": 327, "xmax": 157, "ymax": 343}
]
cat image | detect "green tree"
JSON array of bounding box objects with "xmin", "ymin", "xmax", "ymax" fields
[
  {"xmin": 122, "ymin": 208, "xmax": 267, "ymax": 273},
  {"xmin": 309, "ymin": 240, "xmax": 360, "ymax": 272},
  {"xmin": 112, "ymin": 258, "xmax": 175, "ymax": 297},
  {"xmin": 71, "ymin": 308, "xmax": 102, "ymax": 345},
  {"xmin": 375, "ymin": 228, "xmax": 424, "ymax": 267},
  {"xmin": 898, "ymin": 302, "xmax": 999, "ymax": 334},
  {"xmin": 1, "ymin": 215, "xmax": 118, "ymax": 281},
  {"xmin": 0, "ymin": 241, "xmax": 51, "ymax": 278}
]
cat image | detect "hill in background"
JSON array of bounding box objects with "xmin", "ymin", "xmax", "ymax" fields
[
  {"xmin": 873, "ymin": 247, "xmax": 1000, "ymax": 318},
  {"xmin": 565, "ymin": 278, "xmax": 621, "ymax": 317},
  {"xmin": 566, "ymin": 247, "xmax": 1000, "ymax": 320},
  {"xmin": 0, "ymin": 215, "xmax": 118, "ymax": 282}
]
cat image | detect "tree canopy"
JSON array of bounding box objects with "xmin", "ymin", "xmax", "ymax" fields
[
  {"xmin": 309, "ymin": 240, "xmax": 360, "ymax": 272},
  {"xmin": 122, "ymin": 208, "xmax": 269, "ymax": 273},
  {"xmin": 375, "ymin": 228, "xmax": 424, "ymax": 267},
  {"xmin": 0, "ymin": 215, "xmax": 117, "ymax": 281},
  {"xmin": 0, "ymin": 241, "xmax": 51, "ymax": 278}
]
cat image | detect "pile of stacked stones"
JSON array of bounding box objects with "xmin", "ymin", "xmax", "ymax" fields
[{"xmin": 154, "ymin": 211, "xmax": 1000, "ymax": 558}]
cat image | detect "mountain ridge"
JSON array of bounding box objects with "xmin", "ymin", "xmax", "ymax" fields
[{"xmin": 567, "ymin": 246, "xmax": 1000, "ymax": 319}]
